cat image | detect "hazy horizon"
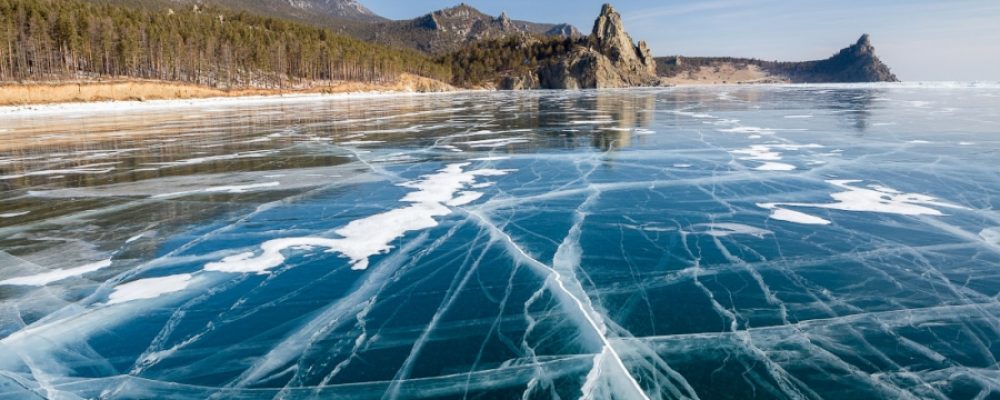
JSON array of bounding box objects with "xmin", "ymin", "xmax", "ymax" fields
[{"xmin": 363, "ymin": 0, "xmax": 1000, "ymax": 82}]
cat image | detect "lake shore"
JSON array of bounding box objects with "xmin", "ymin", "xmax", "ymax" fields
[{"xmin": 0, "ymin": 73, "xmax": 456, "ymax": 110}]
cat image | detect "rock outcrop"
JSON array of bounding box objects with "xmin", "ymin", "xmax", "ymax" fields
[
  {"xmin": 655, "ymin": 34, "xmax": 899, "ymax": 84},
  {"xmin": 802, "ymin": 34, "xmax": 898, "ymax": 82},
  {"xmin": 500, "ymin": 3, "xmax": 661, "ymax": 90}
]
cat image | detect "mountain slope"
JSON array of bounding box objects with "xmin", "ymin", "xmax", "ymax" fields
[
  {"xmin": 352, "ymin": 4, "xmax": 580, "ymax": 54},
  {"xmin": 443, "ymin": 3, "xmax": 660, "ymax": 89},
  {"xmin": 656, "ymin": 34, "xmax": 899, "ymax": 84},
  {"xmin": 172, "ymin": 0, "xmax": 384, "ymax": 22}
]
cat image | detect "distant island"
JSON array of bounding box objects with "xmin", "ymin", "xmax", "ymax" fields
[{"xmin": 0, "ymin": 0, "xmax": 899, "ymax": 105}]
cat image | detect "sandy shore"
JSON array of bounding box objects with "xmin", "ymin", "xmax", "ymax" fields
[{"xmin": 0, "ymin": 73, "xmax": 455, "ymax": 109}]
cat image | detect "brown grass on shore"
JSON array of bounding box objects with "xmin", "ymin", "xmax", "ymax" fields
[
  {"xmin": 660, "ymin": 64, "xmax": 789, "ymax": 85},
  {"xmin": 0, "ymin": 74, "xmax": 455, "ymax": 106}
]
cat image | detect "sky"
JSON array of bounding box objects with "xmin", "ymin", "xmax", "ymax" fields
[{"xmin": 362, "ymin": 0, "xmax": 1000, "ymax": 81}]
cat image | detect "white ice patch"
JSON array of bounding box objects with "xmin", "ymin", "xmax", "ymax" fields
[
  {"xmin": 338, "ymin": 140, "xmax": 385, "ymax": 146},
  {"xmin": 154, "ymin": 182, "xmax": 281, "ymax": 198},
  {"xmin": 754, "ymin": 162, "xmax": 796, "ymax": 171},
  {"xmin": 205, "ymin": 163, "xmax": 511, "ymax": 273},
  {"xmin": 0, "ymin": 259, "xmax": 113, "ymax": 286},
  {"xmin": 719, "ymin": 126, "xmax": 775, "ymax": 135},
  {"xmin": 107, "ymin": 274, "xmax": 193, "ymax": 305},
  {"xmin": 688, "ymin": 223, "xmax": 772, "ymax": 238},
  {"xmin": 762, "ymin": 206, "xmax": 831, "ymax": 225},
  {"xmin": 758, "ymin": 180, "xmax": 968, "ymax": 225},
  {"xmin": 154, "ymin": 151, "xmax": 274, "ymax": 167},
  {"xmin": 784, "ymin": 115, "xmax": 813, "ymax": 119},
  {"xmin": 203, "ymin": 182, "xmax": 281, "ymax": 194},
  {"xmin": 667, "ymin": 110, "xmax": 714, "ymax": 119},
  {"xmin": 461, "ymin": 138, "xmax": 530, "ymax": 148},
  {"xmin": 470, "ymin": 156, "xmax": 510, "ymax": 161},
  {"xmin": 731, "ymin": 143, "xmax": 822, "ymax": 171},
  {"xmin": 980, "ymin": 228, "xmax": 1000, "ymax": 246},
  {"xmin": 0, "ymin": 165, "xmax": 116, "ymax": 180},
  {"xmin": 0, "ymin": 211, "xmax": 30, "ymax": 218}
]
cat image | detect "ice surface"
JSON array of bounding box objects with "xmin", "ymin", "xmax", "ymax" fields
[{"xmin": 1, "ymin": 86, "xmax": 999, "ymax": 399}]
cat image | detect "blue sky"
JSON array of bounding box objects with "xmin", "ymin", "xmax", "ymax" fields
[{"xmin": 363, "ymin": 0, "xmax": 1000, "ymax": 81}]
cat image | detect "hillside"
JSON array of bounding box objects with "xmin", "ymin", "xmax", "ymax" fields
[
  {"xmin": 0, "ymin": 0, "xmax": 450, "ymax": 89},
  {"xmin": 657, "ymin": 34, "xmax": 899, "ymax": 84},
  {"xmin": 347, "ymin": 4, "xmax": 580, "ymax": 54},
  {"xmin": 91, "ymin": 1, "xmax": 579, "ymax": 55},
  {"xmin": 443, "ymin": 4, "xmax": 660, "ymax": 89}
]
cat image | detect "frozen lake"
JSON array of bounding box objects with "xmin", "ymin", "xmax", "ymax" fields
[{"xmin": 2, "ymin": 85, "xmax": 1000, "ymax": 399}]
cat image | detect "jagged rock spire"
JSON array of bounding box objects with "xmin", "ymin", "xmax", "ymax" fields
[{"xmin": 590, "ymin": 3, "xmax": 656, "ymax": 75}]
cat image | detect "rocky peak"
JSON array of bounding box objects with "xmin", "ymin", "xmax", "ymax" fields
[
  {"xmin": 520, "ymin": 3, "xmax": 660, "ymax": 90},
  {"xmin": 590, "ymin": 3, "xmax": 657, "ymax": 76},
  {"xmin": 850, "ymin": 33, "xmax": 876, "ymax": 56},
  {"xmin": 497, "ymin": 11, "xmax": 514, "ymax": 31},
  {"xmin": 437, "ymin": 3, "xmax": 483, "ymax": 19}
]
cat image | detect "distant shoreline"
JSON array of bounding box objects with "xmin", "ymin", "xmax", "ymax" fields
[
  {"xmin": 2, "ymin": 81, "xmax": 995, "ymax": 119},
  {"xmin": 0, "ymin": 74, "xmax": 456, "ymax": 109}
]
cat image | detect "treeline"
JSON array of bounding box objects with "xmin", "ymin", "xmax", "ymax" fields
[
  {"xmin": 0, "ymin": 0, "xmax": 451, "ymax": 87},
  {"xmin": 441, "ymin": 34, "xmax": 582, "ymax": 87}
]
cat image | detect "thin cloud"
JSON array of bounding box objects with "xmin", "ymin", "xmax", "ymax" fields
[{"xmin": 624, "ymin": 0, "xmax": 760, "ymax": 22}]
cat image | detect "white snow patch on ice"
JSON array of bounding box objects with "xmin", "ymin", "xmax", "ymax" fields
[
  {"xmin": 205, "ymin": 163, "xmax": 511, "ymax": 273},
  {"xmin": 339, "ymin": 140, "xmax": 385, "ymax": 146},
  {"xmin": 0, "ymin": 259, "xmax": 113, "ymax": 286},
  {"xmin": 204, "ymin": 182, "xmax": 281, "ymax": 194},
  {"xmin": 0, "ymin": 166, "xmax": 116, "ymax": 180},
  {"xmin": 754, "ymin": 162, "xmax": 796, "ymax": 171},
  {"xmin": 154, "ymin": 151, "xmax": 274, "ymax": 167},
  {"xmin": 980, "ymin": 228, "xmax": 1000, "ymax": 246},
  {"xmin": 719, "ymin": 126, "xmax": 775, "ymax": 135},
  {"xmin": 461, "ymin": 138, "xmax": 530, "ymax": 148},
  {"xmin": 758, "ymin": 180, "xmax": 968, "ymax": 225},
  {"xmin": 107, "ymin": 274, "xmax": 193, "ymax": 305},
  {"xmin": 154, "ymin": 182, "xmax": 281, "ymax": 198},
  {"xmin": 689, "ymin": 223, "xmax": 772, "ymax": 238},
  {"xmin": 0, "ymin": 211, "xmax": 30, "ymax": 218},
  {"xmin": 470, "ymin": 156, "xmax": 510, "ymax": 161},
  {"xmin": 768, "ymin": 208, "xmax": 831, "ymax": 225}
]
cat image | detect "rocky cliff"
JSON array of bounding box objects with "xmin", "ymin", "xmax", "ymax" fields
[
  {"xmin": 501, "ymin": 3, "xmax": 661, "ymax": 90},
  {"xmin": 656, "ymin": 34, "xmax": 899, "ymax": 84}
]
